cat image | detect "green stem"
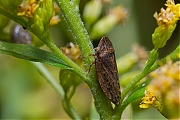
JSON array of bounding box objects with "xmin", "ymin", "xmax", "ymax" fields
[
  {"xmin": 0, "ymin": 7, "xmax": 30, "ymax": 30},
  {"xmin": 62, "ymin": 97, "xmax": 81, "ymax": 119},
  {"xmin": 32, "ymin": 62, "xmax": 65, "ymax": 97},
  {"xmin": 72, "ymin": 0, "xmax": 80, "ymax": 9},
  {"xmin": 55, "ymin": 0, "xmax": 94, "ymax": 70},
  {"xmin": 40, "ymin": 31, "xmax": 87, "ymax": 83},
  {"xmin": 88, "ymin": 79, "xmax": 113, "ymax": 120},
  {"xmin": 0, "ymin": 7, "xmax": 86, "ymax": 83},
  {"xmin": 150, "ymin": 45, "xmax": 180, "ymax": 72},
  {"xmin": 32, "ymin": 62, "xmax": 81, "ymax": 119},
  {"xmin": 121, "ymin": 49, "xmax": 158, "ymax": 103},
  {"xmin": 114, "ymin": 49, "xmax": 159, "ymax": 118},
  {"xmin": 114, "ymin": 45, "xmax": 179, "ymax": 118},
  {"xmin": 55, "ymin": 0, "xmax": 113, "ymax": 119}
]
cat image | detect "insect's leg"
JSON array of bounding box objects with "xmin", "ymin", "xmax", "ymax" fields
[
  {"xmin": 86, "ymin": 53, "xmax": 95, "ymax": 76},
  {"xmin": 86, "ymin": 61, "xmax": 95, "ymax": 77}
]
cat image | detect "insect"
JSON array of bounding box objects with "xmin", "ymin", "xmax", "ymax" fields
[
  {"xmin": 11, "ymin": 24, "xmax": 32, "ymax": 44},
  {"xmin": 94, "ymin": 36, "xmax": 121, "ymax": 106}
]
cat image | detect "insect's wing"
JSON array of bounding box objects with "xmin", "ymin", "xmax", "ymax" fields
[
  {"xmin": 95, "ymin": 36, "xmax": 121, "ymax": 106},
  {"xmin": 95, "ymin": 53, "xmax": 120, "ymax": 105},
  {"xmin": 101, "ymin": 52, "xmax": 120, "ymax": 105}
]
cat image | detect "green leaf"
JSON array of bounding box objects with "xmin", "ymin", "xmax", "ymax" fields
[
  {"xmin": 121, "ymin": 78, "xmax": 151, "ymax": 110},
  {"xmin": 0, "ymin": 41, "xmax": 71, "ymax": 69},
  {"xmin": 122, "ymin": 87, "xmax": 145, "ymax": 107}
]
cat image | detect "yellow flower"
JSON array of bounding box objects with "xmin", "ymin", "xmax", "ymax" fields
[
  {"xmin": 140, "ymin": 59, "xmax": 180, "ymax": 119},
  {"xmin": 165, "ymin": 0, "xmax": 180, "ymax": 18},
  {"xmin": 154, "ymin": 0, "xmax": 180, "ymax": 26},
  {"xmin": 17, "ymin": 0, "xmax": 42, "ymax": 17},
  {"xmin": 139, "ymin": 90, "xmax": 162, "ymax": 112},
  {"xmin": 60, "ymin": 42, "xmax": 83, "ymax": 65},
  {"xmin": 152, "ymin": 0, "xmax": 179, "ymax": 49}
]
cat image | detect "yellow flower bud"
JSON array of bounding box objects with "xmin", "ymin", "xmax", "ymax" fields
[
  {"xmin": 30, "ymin": 15, "xmax": 44, "ymax": 35},
  {"xmin": 17, "ymin": 0, "xmax": 54, "ymax": 35},
  {"xmin": 152, "ymin": 23, "xmax": 176, "ymax": 48},
  {"xmin": 34, "ymin": 0, "xmax": 53, "ymax": 29}
]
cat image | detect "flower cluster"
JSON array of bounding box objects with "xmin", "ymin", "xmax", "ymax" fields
[
  {"xmin": 140, "ymin": 59, "xmax": 180, "ymax": 119},
  {"xmin": 139, "ymin": 90, "xmax": 162, "ymax": 112},
  {"xmin": 61, "ymin": 43, "xmax": 83, "ymax": 66},
  {"xmin": 17, "ymin": 0, "xmax": 54, "ymax": 36},
  {"xmin": 17, "ymin": 0, "xmax": 42, "ymax": 17},
  {"xmin": 152, "ymin": 0, "xmax": 180, "ymax": 48},
  {"xmin": 154, "ymin": 0, "xmax": 180, "ymax": 26}
]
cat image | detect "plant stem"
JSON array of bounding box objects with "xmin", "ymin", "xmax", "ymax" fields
[
  {"xmin": 62, "ymin": 97, "xmax": 82, "ymax": 119},
  {"xmin": 72, "ymin": 0, "xmax": 80, "ymax": 9},
  {"xmin": 150, "ymin": 45, "xmax": 180, "ymax": 72},
  {"xmin": 55, "ymin": 0, "xmax": 114, "ymax": 119},
  {"xmin": 114, "ymin": 45, "xmax": 180, "ymax": 118},
  {"xmin": 113, "ymin": 49, "xmax": 159, "ymax": 118},
  {"xmin": 32, "ymin": 62, "xmax": 65, "ymax": 97},
  {"xmin": 0, "ymin": 6, "xmax": 87, "ymax": 83},
  {"xmin": 0, "ymin": 8, "xmax": 30, "ymax": 30},
  {"xmin": 55, "ymin": 0, "xmax": 94, "ymax": 70},
  {"xmin": 40, "ymin": 31, "xmax": 87, "ymax": 82},
  {"xmin": 121, "ymin": 49, "xmax": 158, "ymax": 103},
  {"xmin": 32, "ymin": 62, "xmax": 81, "ymax": 119}
]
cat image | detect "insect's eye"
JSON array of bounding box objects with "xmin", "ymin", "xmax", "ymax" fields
[
  {"xmin": 11, "ymin": 24, "xmax": 32, "ymax": 44},
  {"xmin": 94, "ymin": 47, "xmax": 99, "ymax": 52}
]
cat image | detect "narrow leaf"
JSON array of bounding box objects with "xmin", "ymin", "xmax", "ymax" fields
[
  {"xmin": 0, "ymin": 42, "xmax": 71, "ymax": 69},
  {"xmin": 122, "ymin": 87, "xmax": 145, "ymax": 107},
  {"xmin": 121, "ymin": 78, "xmax": 151, "ymax": 107}
]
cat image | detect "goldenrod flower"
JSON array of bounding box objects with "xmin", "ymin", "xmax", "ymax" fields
[
  {"xmin": 152, "ymin": 0, "xmax": 180, "ymax": 48},
  {"xmin": 61, "ymin": 42, "xmax": 82, "ymax": 61},
  {"xmin": 140, "ymin": 59, "xmax": 180, "ymax": 119},
  {"xmin": 165, "ymin": 0, "xmax": 180, "ymax": 18},
  {"xmin": 140, "ymin": 90, "xmax": 163, "ymax": 112},
  {"xmin": 17, "ymin": 0, "xmax": 42, "ymax": 17},
  {"xmin": 61, "ymin": 42, "xmax": 83, "ymax": 66},
  {"xmin": 154, "ymin": 0, "xmax": 180, "ymax": 26},
  {"xmin": 18, "ymin": 0, "xmax": 54, "ymax": 36}
]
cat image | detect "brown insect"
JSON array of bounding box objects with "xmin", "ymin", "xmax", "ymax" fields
[{"xmin": 94, "ymin": 36, "xmax": 121, "ymax": 106}]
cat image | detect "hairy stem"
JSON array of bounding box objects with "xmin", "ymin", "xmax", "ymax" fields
[
  {"xmin": 55, "ymin": 0, "xmax": 113, "ymax": 119},
  {"xmin": 40, "ymin": 31, "xmax": 87, "ymax": 82},
  {"xmin": 55, "ymin": 0, "xmax": 94, "ymax": 70}
]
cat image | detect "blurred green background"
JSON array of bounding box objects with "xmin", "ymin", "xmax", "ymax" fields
[{"xmin": 0, "ymin": 0, "xmax": 179, "ymax": 119}]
